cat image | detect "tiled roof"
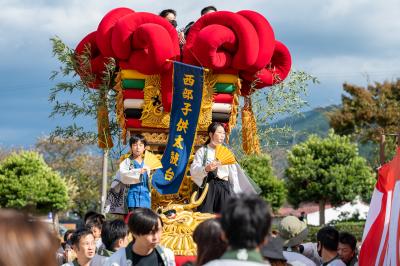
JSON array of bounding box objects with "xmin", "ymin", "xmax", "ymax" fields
[{"xmin": 277, "ymin": 202, "xmax": 332, "ymax": 217}]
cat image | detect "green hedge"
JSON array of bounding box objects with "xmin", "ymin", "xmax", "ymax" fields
[{"xmin": 305, "ymin": 221, "xmax": 365, "ymax": 242}]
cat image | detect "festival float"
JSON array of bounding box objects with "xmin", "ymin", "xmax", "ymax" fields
[{"xmin": 74, "ymin": 7, "xmax": 292, "ymax": 257}]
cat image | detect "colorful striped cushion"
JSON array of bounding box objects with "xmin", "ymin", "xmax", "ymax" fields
[
  {"xmin": 122, "ymin": 79, "xmax": 145, "ymax": 89},
  {"xmin": 122, "ymin": 89, "xmax": 144, "ymax": 99},
  {"xmin": 120, "ymin": 69, "xmax": 148, "ymax": 80},
  {"xmin": 124, "ymin": 99, "xmax": 144, "ymax": 109},
  {"xmin": 215, "ymin": 83, "xmax": 235, "ymax": 93},
  {"xmin": 212, "ymin": 103, "xmax": 232, "ymax": 113},
  {"xmin": 125, "ymin": 118, "xmax": 142, "ymax": 128},
  {"xmin": 215, "ymin": 74, "xmax": 238, "ymax": 84},
  {"xmin": 213, "ymin": 93, "xmax": 234, "ymax": 104},
  {"xmin": 124, "ymin": 109, "xmax": 142, "ymax": 118},
  {"xmin": 212, "ymin": 112, "xmax": 230, "ymax": 122}
]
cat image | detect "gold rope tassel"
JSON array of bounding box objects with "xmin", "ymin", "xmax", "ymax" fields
[
  {"xmin": 250, "ymin": 106, "xmax": 261, "ymax": 154},
  {"xmin": 225, "ymin": 77, "xmax": 241, "ymax": 143},
  {"xmin": 113, "ymin": 72, "xmax": 127, "ymax": 144},
  {"xmin": 97, "ymin": 101, "xmax": 113, "ymax": 149},
  {"xmin": 241, "ymin": 97, "xmax": 260, "ymax": 155},
  {"xmin": 198, "ymin": 70, "xmax": 215, "ymax": 131}
]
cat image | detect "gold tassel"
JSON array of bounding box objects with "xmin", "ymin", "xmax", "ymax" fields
[
  {"xmin": 113, "ymin": 72, "xmax": 127, "ymax": 144},
  {"xmin": 241, "ymin": 97, "xmax": 260, "ymax": 155},
  {"xmin": 198, "ymin": 70, "xmax": 215, "ymax": 131},
  {"xmin": 250, "ymin": 107, "xmax": 261, "ymax": 154},
  {"xmin": 241, "ymin": 105, "xmax": 251, "ymax": 154},
  {"xmin": 97, "ymin": 100, "xmax": 113, "ymax": 149},
  {"xmin": 225, "ymin": 77, "xmax": 240, "ymax": 143}
]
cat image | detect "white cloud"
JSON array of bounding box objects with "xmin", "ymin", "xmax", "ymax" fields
[
  {"xmin": 321, "ymin": 0, "xmax": 370, "ymax": 18},
  {"xmin": 1, "ymin": 0, "xmax": 400, "ymax": 109},
  {"xmin": 1, "ymin": 0, "xmax": 400, "ymax": 146},
  {"xmin": 302, "ymin": 55, "xmax": 400, "ymax": 83}
]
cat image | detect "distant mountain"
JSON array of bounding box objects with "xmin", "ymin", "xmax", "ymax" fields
[
  {"xmin": 255, "ymin": 104, "xmax": 379, "ymax": 177},
  {"xmin": 226, "ymin": 105, "xmax": 338, "ymax": 177},
  {"xmin": 267, "ymin": 105, "xmax": 338, "ymax": 147}
]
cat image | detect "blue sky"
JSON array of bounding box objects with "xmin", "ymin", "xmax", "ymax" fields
[{"xmin": 1, "ymin": 0, "xmax": 399, "ymax": 147}]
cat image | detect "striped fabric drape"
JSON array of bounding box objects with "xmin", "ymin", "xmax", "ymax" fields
[{"xmin": 359, "ymin": 148, "xmax": 400, "ymax": 266}]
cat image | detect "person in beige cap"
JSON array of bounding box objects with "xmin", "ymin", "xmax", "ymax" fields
[{"xmin": 277, "ymin": 216, "xmax": 316, "ymax": 266}]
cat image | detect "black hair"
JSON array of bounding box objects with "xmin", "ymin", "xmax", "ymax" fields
[
  {"xmin": 159, "ymin": 9, "xmax": 176, "ymax": 18},
  {"xmin": 201, "ymin": 6, "xmax": 217, "ymax": 16},
  {"xmin": 63, "ymin": 229, "xmax": 75, "ymax": 243},
  {"xmin": 86, "ymin": 220, "xmax": 103, "ymax": 232},
  {"xmin": 205, "ymin": 122, "xmax": 225, "ymax": 145},
  {"xmin": 70, "ymin": 228, "xmax": 93, "ymax": 247},
  {"xmin": 83, "ymin": 211, "xmax": 99, "ymax": 223},
  {"xmin": 193, "ymin": 218, "xmax": 227, "ymax": 265},
  {"xmin": 220, "ymin": 194, "xmax": 272, "ymax": 250},
  {"xmin": 317, "ymin": 226, "xmax": 339, "ymax": 252},
  {"xmin": 169, "ymin": 19, "xmax": 177, "ymax": 28},
  {"xmin": 184, "ymin": 21, "xmax": 195, "ymax": 37},
  {"xmin": 339, "ymin": 232, "xmax": 357, "ymax": 251},
  {"xmin": 101, "ymin": 220, "xmax": 128, "ymax": 251},
  {"xmin": 128, "ymin": 208, "xmax": 163, "ymax": 236},
  {"xmin": 129, "ymin": 134, "xmax": 147, "ymax": 147},
  {"xmin": 85, "ymin": 213, "xmax": 105, "ymax": 234}
]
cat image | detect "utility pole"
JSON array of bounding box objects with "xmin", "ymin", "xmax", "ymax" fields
[
  {"xmin": 379, "ymin": 131, "xmax": 385, "ymax": 166},
  {"xmin": 379, "ymin": 131, "xmax": 400, "ymax": 167},
  {"xmin": 101, "ymin": 149, "xmax": 109, "ymax": 214},
  {"xmin": 292, "ymin": 131, "xmax": 297, "ymax": 146},
  {"xmin": 398, "ymin": 131, "xmax": 400, "ymax": 147}
]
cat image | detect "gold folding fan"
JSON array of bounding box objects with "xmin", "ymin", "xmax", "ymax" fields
[
  {"xmin": 215, "ymin": 145, "xmax": 236, "ymax": 165},
  {"xmin": 144, "ymin": 150, "xmax": 163, "ymax": 170}
]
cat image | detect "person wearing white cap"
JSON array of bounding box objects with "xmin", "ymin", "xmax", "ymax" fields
[{"xmin": 277, "ymin": 216, "xmax": 316, "ymax": 266}]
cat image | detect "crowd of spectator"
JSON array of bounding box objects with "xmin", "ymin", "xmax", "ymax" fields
[{"xmin": 0, "ymin": 194, "xmax": 359, "ymax": 266}]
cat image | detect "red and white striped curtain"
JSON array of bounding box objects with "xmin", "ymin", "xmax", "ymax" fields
[{"xmin": 359, "ymin": 148, "xmax": 400, "ymax": 265}]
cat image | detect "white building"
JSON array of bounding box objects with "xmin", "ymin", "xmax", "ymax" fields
[{"xmin": 306, "ymin": 199, "xmax": 369, "ymax": 226}]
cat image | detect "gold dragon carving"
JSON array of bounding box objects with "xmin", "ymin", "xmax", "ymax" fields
[{"xmin": 158, "ymin": 184, "xmax": 215, "ymax": 256}]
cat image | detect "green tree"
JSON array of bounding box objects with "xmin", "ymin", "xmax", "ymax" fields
[
  {"xmin": 230, "ymin": 70, "xmax": 318, "ymax": 158},
  {"xmin": 0, "ymin": 151, "xmax": 69, "ymax": 213},
  {"xmin": 285, "ymin": 130, "xmax": 375, "ymax": 225},
  {"xmin": 329, "ymin": 80, "xmax": 400, "ymax": 164},
  {"xmin": 49, "ymin": 37, "xmax": 129, "ymax": 212},
  {"xmin": 0, "ymin": 147, "xmax": 11, "ymax": 161},
  {"xmin": 49, "ymin": 37, "xmax": 118, "ymax": 145},
  {"xmin": 35, "ymin": 137, "xmax": 113, "ymax": 217},
  {"xmin": 240, "ymin": 154, "xmax": 287, "ymax": 212},
  {"xmin": 329, "ymin": 80, "xmax": 400, "ymax": 141}
]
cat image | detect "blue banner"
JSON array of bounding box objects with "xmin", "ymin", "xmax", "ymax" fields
[{"xmin": 151, "ymin": 62, "xmax": 204, "ymax": 194}]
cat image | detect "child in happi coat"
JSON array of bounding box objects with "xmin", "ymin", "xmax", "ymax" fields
[{"xmin": 104, "ymin": 134, "xmax": 151, "ymax": 217}]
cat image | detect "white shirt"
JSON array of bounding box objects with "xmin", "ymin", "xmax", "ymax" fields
[
  {"xmin": 114, "ymin": 158, "xmax": 151, "ymax": 185},
  {"xmin": 204, "ymin": 259, "xmax": 269, "ymax": 266},
  {"xmin": 324, "ymin": 258, "xmax": 346, "ymax": 266},
  {"xmin": 203, "ymin": 145, "xmax": 230, "ymax": 179},
  {"xmin": 283, "ymin": 251, "xmax": 316, "ymax": 266},
  {"xmin": 301, "ymin": 242, "xmax": 323, "ymax": 265},
  {"xmin": 190, "ymin": 145, "xmax": 230, "ymax": 181},
  {"xmin": 190, "ymin": 146, "xmax": 258, "ymax": 194}
]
